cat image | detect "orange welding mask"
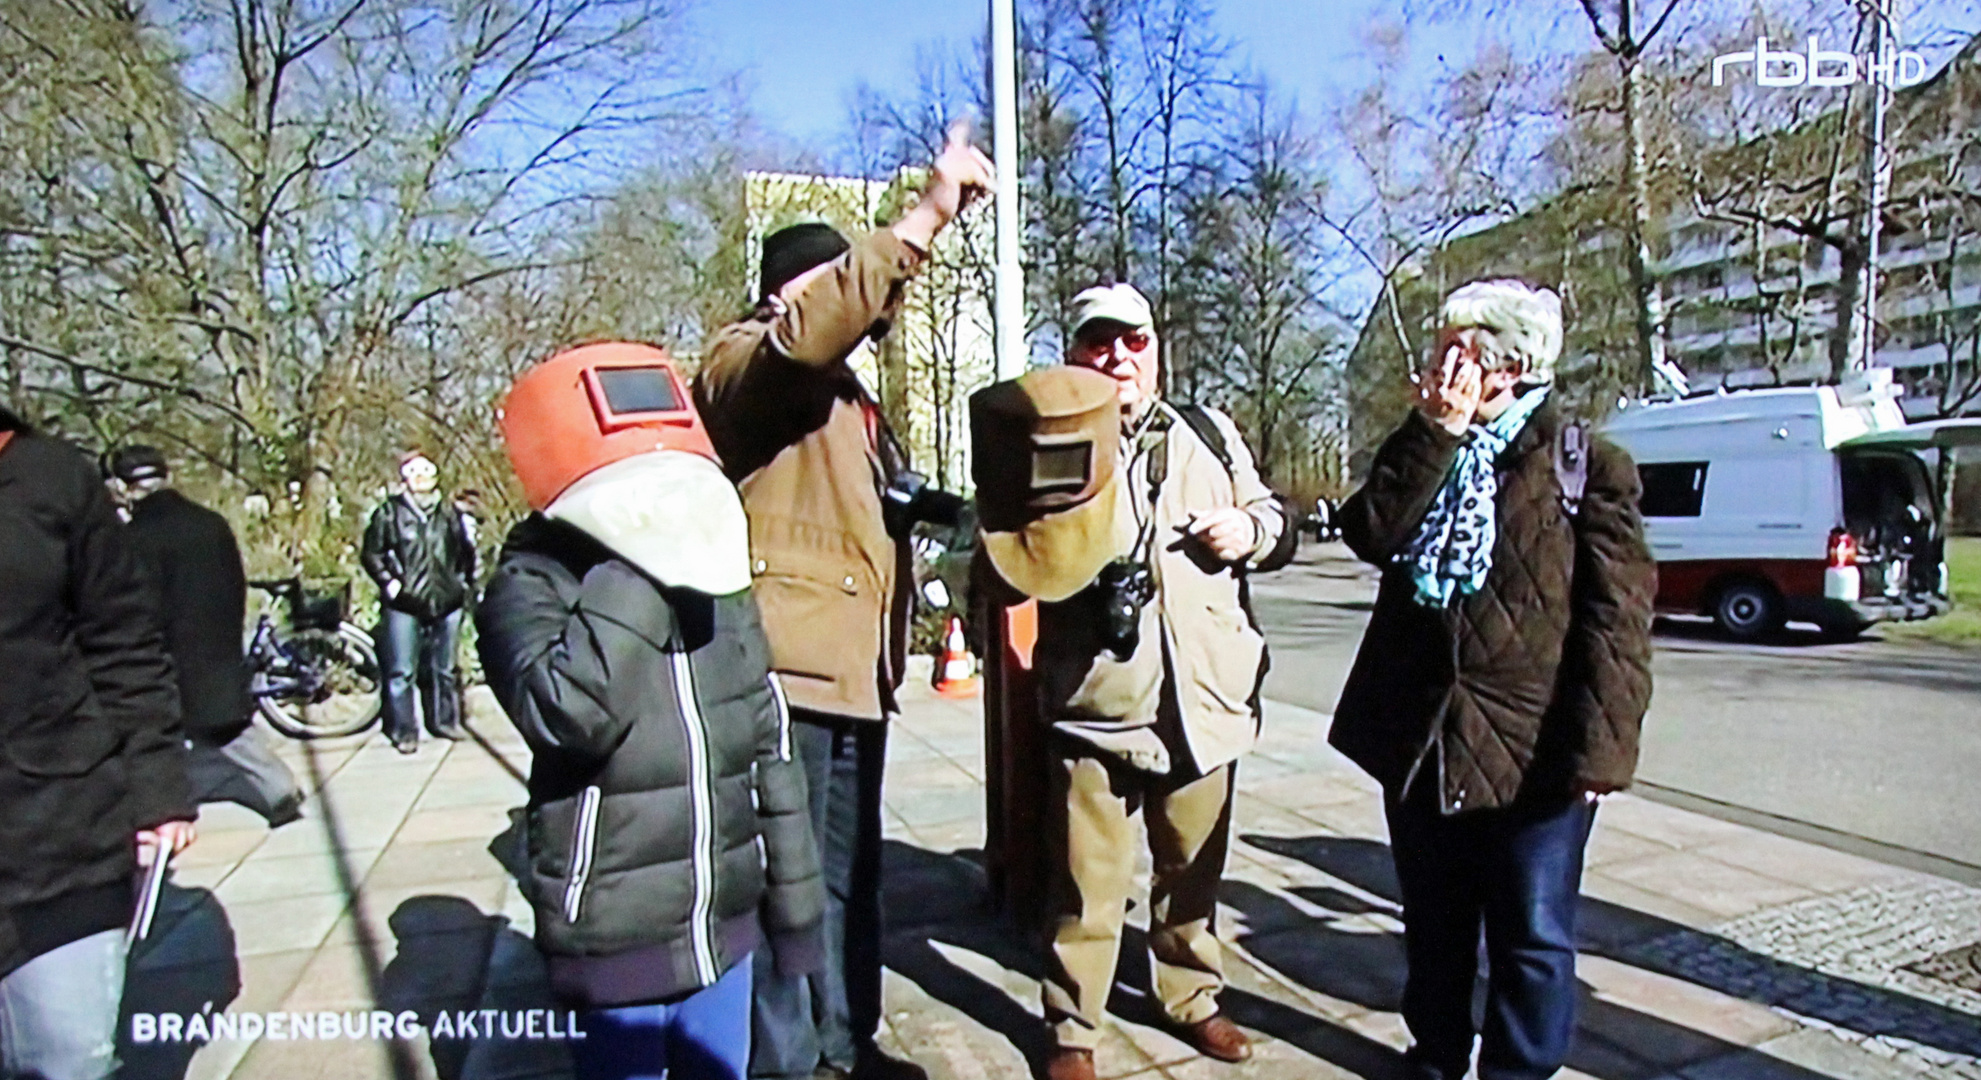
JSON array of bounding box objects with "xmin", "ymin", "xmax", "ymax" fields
[{"xmin": 498, "ymin": 342, "xmax": 751, "ymax": 596}]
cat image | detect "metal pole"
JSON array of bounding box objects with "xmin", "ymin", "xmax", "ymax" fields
[
  {"xmin": 991, "ymin": 0, "xmax": 1026, "ymax": 380},
  {"xmin": 1858, "ymin": 0, "xmax": 1896, "ymax": 372}
]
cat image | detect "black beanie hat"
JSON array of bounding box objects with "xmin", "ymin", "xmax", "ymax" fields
[
  {"xmin": 759, "ymin": 223, "xmax": 851, "ymax": 301},
  {"xmin": 111, "ymin": 444, "xmax": 170, "ymax": 483}
]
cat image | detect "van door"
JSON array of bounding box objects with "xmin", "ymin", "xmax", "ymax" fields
[
  {"xmin": 1695, "ymin": 452, "xmax": 1827, "ymax": 563},
  {"xmin": 1839, "ymin": 450, "xmax": 1941, "ymax": 601}
]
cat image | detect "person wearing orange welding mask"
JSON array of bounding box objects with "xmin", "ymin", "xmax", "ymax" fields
[{"xmin": 476, "ymin": 343, "xmax": 825, "ymax": 1080}]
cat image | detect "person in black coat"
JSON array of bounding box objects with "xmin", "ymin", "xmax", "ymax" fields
[
  {"xmin": 361, "ymin": 449, "xmax": 477, "ymax": 752},
  {"xmin": 0, "ymin": 408, "xmax": 197, "ymax": 1080},
  {"xmin": 111, "ymin": 446, "xmax": 304, "ymax": 827}
]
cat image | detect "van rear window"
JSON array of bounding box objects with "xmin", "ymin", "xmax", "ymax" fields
[{"xmin": 1639, "ymin": 461, "xmax": 1708, "ymax": 517}]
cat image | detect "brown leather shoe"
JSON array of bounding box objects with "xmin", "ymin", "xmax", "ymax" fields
[
  {"xmin": 1044, "ymin": 1047, "xmax": 1096, "ymax": 1080},
  {"xmin": 1179, "ymin": 1014, "xmax": 1252, "ymax": 1063}
]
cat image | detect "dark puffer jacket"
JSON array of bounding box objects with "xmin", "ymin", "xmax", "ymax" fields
[
  {"xmin": 1330, "ymin": 401, "xmax": 1656, "ymax": 813},
  {"xmin": 476, "ymin": 516, "xmax": 823, "ymax": 1008},
  {"xmin": 361, "ymin": 494, "xmax": 476, "ymax": 620},
  {"xmin": 0, "ymin": 415, "xmax": 194, "ymax": 977}
]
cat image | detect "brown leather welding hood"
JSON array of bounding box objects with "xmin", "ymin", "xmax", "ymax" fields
[{"xmin": 971, "ymin": 367, "xmax": 1125, "ymax": 602}]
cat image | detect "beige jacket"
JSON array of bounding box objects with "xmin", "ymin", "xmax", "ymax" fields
[
  {"xmin": 693, "ymin": 229, "xmax": 925, "ymax": 721},
  {"xmin": 1034, "ymin": 402, "xmax": 1284, "ymax": 774}
]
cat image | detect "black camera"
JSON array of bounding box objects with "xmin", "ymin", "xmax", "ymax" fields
[
  {"xmin": 1089, "ymin": 558, "xmax": 1155, "ymax": 660},
  {"xmin": 881, "ymin": 469, "xmax": 968, "ymax": 540}
]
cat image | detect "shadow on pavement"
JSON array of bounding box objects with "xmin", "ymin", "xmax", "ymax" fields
[
  {"xmin": 1242, "ymin": 833, "xmax": 1981, "ymax": 1070},
  {"xmin": 381, "ymin": 895, "xmax": 572, "ymax": 1080},
  {"xmin": 117, "ymin": 883, "xmax": 241, "ymax": 1080},
  {"xmin": 880, "ymin": 841, "xmax": 1408, "ymax": 1080}
]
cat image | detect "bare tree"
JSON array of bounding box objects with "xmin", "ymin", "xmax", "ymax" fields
[
  {"xmin": 1415, "ymin": 0, "xmax": 1703, "ymax": 388},
  {"xmin": 1, "ymin": 0, "xmax": 706, "ymax": 571},
  {"xmin": 1186, "ymin": 82, "xmax": 1346, "ymax": 490},
  {"xmin": 1327, "ymin": 24, "xmax": 1554, "ymax": 453}
]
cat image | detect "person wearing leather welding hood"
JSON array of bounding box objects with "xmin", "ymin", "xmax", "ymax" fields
[
  {"xmin": 475, "ymin": 344, "xmax": 825, "ymax": 1080},
  {"xmin": 971, "ymin": 285, "xmax": 1292, "ymax": 1080},
  {"xmin": 693, "ymin": 123, "xmax": 990, "ymax": 1080}
]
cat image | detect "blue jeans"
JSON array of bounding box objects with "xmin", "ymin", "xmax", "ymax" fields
[
  {"xmin": 1386, "ymin": 789, "xmax": 1595, "ymax": 1080},
  {"xmin": 750, "ymin": 714, "xmax": 887, "ymax": 1079},
  {"xmin": 574, "ymin": 957, "xmax": 753, "ymax": 1080},
  {"xmin": 0, "ymin": 929, "xmax": 126, "ymax": 1080},
  {"xmin": 377, "ymin": 607, "xmax": 463, "ymax": 743}
]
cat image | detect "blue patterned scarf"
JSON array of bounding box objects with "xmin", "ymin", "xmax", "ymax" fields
[{"xmin": 1402, "ymin": 386, "xmax": 1551, "ymax": 608}]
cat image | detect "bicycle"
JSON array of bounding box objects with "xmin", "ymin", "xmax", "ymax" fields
[{"xmin": 245, "ymin": 578, "xmax": 382, "ymax": 739}]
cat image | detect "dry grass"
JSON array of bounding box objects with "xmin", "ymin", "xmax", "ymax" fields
[{"xmin": 1884, "ymin": 536, "xmax": 1981, "ymax": 647}]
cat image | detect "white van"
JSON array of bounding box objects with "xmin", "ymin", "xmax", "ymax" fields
[{"xmin": 1601, "ymin": 369, "xmax": 1979, "ymax": 640}]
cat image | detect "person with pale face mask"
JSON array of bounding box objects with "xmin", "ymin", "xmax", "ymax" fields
[{"xmin": 360, "ymin": 449, "xmax": 477, "ymax": 753}]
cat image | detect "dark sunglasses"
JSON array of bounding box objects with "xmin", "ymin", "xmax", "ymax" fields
[{"xmin": 1075, "ymin": 327, "xmax": 1153, "ymax": 354}]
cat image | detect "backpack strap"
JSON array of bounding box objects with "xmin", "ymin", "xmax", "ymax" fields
[
  {"xmin": 1555, "ymin": 421, "xmax": 1590, "ymax": 518},
  {"xmin": 1174, "ymin": 405, "xmax": 1234, "ymax": 472}
]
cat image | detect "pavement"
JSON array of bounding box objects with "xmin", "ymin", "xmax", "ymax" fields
[
  {"xmin": 1249, "ymin": 546, "xmax": 1981, "ymax": 876},
  {"xmin": 121, "ymin": 671, "xmax": 1981, "ymax": 1080}
]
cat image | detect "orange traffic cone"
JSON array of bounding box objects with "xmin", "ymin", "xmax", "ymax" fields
[{"xmin": 933, "ymin": 615, "xmax": 980, "ymax": 698}]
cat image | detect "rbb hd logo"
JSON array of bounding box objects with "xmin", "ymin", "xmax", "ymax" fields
[{"xmin": 1712, "ymin": 36, "xmax": 1928, "ymax": 88}]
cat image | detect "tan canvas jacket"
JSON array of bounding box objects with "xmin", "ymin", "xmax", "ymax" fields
[
  {"xmin": 693, "ymin": 229, "xmax": 924, "ymax": 721},
  {"xmin": 1034, "ymin": 402, "xmax": 1285, "ymax": 775}
]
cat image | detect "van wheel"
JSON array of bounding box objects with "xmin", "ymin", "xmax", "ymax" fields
[{"xmin": 1713, "ymin": 580, "xmax": 1783, "ymax": 641}]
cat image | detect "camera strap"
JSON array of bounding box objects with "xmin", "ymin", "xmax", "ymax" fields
[
  {"xmin": 856, "ymin": 387, "xmax": 912, "ymax": 499},
  {"xmin": 1125, "ymin": 411, "xmax": 1170, "ymax": 567}
]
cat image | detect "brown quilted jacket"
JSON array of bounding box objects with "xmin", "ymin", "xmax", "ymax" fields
[{"xmin": 1329, "ymin": 401, "xmax": 1655, "ymax": 813}]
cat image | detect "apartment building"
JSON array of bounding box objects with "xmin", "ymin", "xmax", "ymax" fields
[{"xmin": 1346, "ymin": 32, "xmax": 1980, "ymax": 456}]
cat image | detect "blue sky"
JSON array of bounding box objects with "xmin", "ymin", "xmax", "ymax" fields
[
  {"xmin": 694, "ymin": 0, "xmax": 1978, "ymax": 153},
  {"xmin": 693, "ymin": 0, "xmax": 1532, "ymax": 150}
]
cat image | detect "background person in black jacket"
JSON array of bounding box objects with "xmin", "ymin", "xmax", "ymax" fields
[
  {"xmin": 110, "ymin": 445, "xmax": 304, "ymax": 827},
  {"xmin": 362, "ymin": 449, "xmax": 477, "ymax": 753},
  {"xmin": 0, "ymin": 407, "xmax": 197, "ymax": 1080},
  {"xmin": 477, "ymin": 345, "xmax": 825, "ymax": 1080}
]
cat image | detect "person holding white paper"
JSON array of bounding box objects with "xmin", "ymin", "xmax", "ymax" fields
[{"xmin": 0, "ymin": 405, "xmax": 196, "ymax": 1080}]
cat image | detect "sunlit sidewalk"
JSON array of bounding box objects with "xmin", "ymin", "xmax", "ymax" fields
[{"xmin": 125, "ymin": 673, "xmax": 1981, "ymax": 1080}]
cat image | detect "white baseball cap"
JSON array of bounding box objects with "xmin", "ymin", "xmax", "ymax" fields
[{"xmin": 1069, "ymin": 283, "xmax": 1154, "ymax": 336}]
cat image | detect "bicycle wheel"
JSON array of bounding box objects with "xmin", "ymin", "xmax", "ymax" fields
[{"xmin": 256, "ymin": 623, "xmax": 383, "ymax": 739}]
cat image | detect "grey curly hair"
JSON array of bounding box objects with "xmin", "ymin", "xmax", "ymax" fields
[{"xmin": 1437, "ymin": 279, "xmax": 1564, "ymax": 384}]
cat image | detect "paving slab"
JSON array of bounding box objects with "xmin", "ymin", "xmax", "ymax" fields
[
  {"xmin": 174, "ymin": 828, "xmax": 271, "ymax": 869},
  {"xmin": 1598, "ymin": 849, "xmax": 1823, "ymax": 921},
  {"xmin": 389, "ymin": 804, "xmax": 518, "ymax": 845},
  {"xmin": 224, "ymin": 892, "xmax": 355, "ymax": 958},
  {"xmin": 216, "ymin": 848, "xmax": 385, "ymax": 904},
  {"xmin": 150, "ymin": 677, "xmax": 1981, "ymax": 1080},
  {"xmin": 361, "ymin": 836, "xmax": 516, "ymax": 891},
  {"xmin": 1689, "ymin": 832, "xmax": 1921, "ymax": 897},
  {"xmin": 1674, "ymin": 1028, "xmax": 1938, "ymax": 1080}
]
